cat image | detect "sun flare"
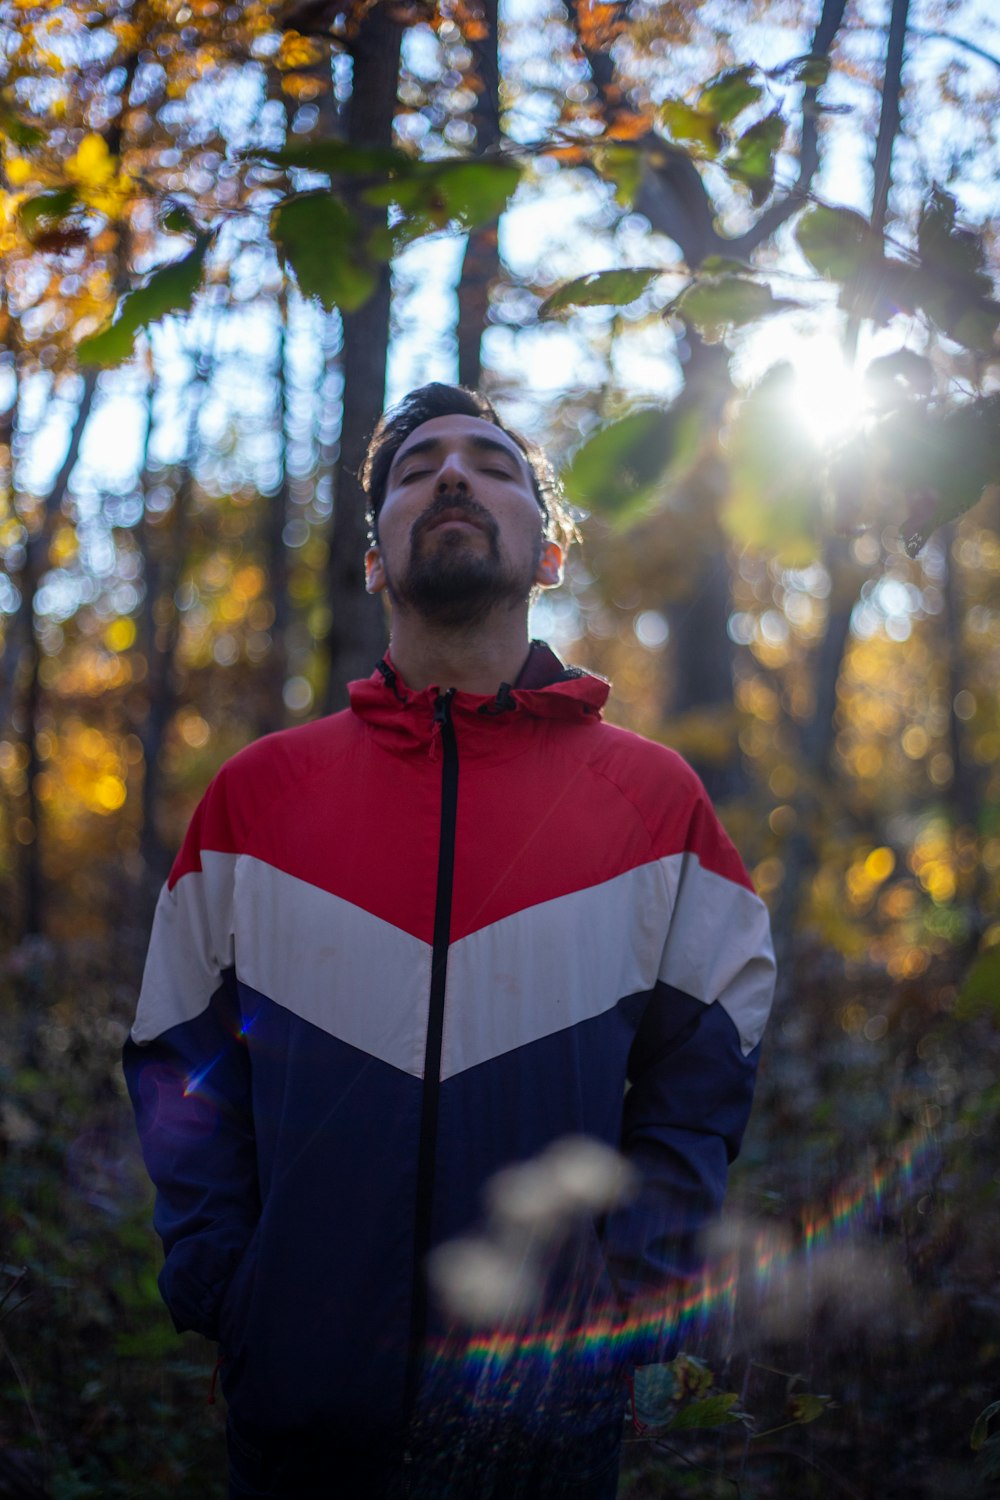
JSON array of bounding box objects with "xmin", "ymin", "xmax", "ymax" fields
[{"xmin": 785, "ymin": 337, "xmax": 870, "ymax": 445}]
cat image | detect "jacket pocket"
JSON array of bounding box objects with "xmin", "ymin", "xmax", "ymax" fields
[{"xmin": 218, "ymin": 1221, "xmax": 262, "ymax": 1361}]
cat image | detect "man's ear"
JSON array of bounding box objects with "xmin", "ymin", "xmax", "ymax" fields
[
  {"xmin": 534, "ymin": 540, "xmax": 564, "ymax": 589},
  {"xmin": 365, "ymin": 547, "xmax": 387, "ymax": 594}
]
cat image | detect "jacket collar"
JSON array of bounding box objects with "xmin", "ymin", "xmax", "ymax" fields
[{"xmin": 347, "ymin": 640, "xmax": 609, "ymax": 746}]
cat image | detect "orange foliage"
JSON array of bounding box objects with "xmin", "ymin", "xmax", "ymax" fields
[
  {"xmin": 576, "ymin": 0, "xmax": 627, "ymax": 54},
  {"xmin": 605, "ymin": 108, "xmax": 655, "ymax": 141}
]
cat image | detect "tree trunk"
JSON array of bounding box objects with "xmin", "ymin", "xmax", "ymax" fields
[
  {"xmin": 456, "ymin": 0, "xmax": 501, "ymax": 390},
  {"xmin": 321, "ymin": 6, "xmax": 401, "ymax": 711},
  {"xmin": 663, "ymin": 336, "xmax": 744, "ymax": 803},
  {"xmin": 769, "ymin": 0, "xmax": 912, "ymax": 1002},
  {"xmin": 13, "ymin": 371, "xmax": 98, "ymax": 936},
  {"xmin": 137, "ymin": 364, "xmax": 211, "ymax": 906},
  {"xmin": 258, "ymin": 293, "xmax": 292, "ymax": 737}
]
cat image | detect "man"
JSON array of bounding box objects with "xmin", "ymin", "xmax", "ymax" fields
[{"xmin": 124, "ymin": 383, "xmax": 775, "ymax": 1499}]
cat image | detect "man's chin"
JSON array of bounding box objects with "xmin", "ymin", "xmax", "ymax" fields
[{"xmin": 390, "ymin": 557, "xmax": 531, "ymax": 628}]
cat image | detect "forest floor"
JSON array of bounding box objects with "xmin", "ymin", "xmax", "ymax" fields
[{"xmin": 1, "ymin": 932, "xmax": 998, "ymax": 1499}]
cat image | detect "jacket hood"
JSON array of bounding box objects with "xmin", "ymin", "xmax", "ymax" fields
[{"xmin": 347, "ymin": 641, "xmax": 610, "ymax": 751}]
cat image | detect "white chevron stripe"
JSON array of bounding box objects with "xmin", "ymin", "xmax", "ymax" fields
[
  {"xmin": 133, "ymin": 850, "xmax": 773, "ymax": 1075},
  {"xmin": 132, "ymin": 855, "xmax": 433, "ymax": 1076},
  {"xmin": 658, "ymin": 855, "xmax": 775, "ymax": 1055},
  {"xmin": 132, "ymin": 851, "xmax": 239, "ymax": 1044},
  {"xmin": 441, "ymin": 859, "xmax": 679, "ymax": 1080},
  {"xmin": 233, "ymin": 857, "xmax": 432, "ymax": 1077},
  {"xmin": 441, "ymin": 855, "xmax": 773, "ymax": 1077}
]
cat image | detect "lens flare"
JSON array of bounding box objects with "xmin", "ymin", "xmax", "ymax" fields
[{"xmin": 424, "ymin": 1128, "xmax": 936, "ymax": 1401}]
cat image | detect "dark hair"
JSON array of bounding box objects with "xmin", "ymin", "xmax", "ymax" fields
[{"xmin": 361, "ymin": 383, "xmax": 577, "ymax": 550}]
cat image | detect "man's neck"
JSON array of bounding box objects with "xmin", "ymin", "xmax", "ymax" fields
[{"xmin": 386, "ymin": 610, "xmax": 533, "ymax": 695}]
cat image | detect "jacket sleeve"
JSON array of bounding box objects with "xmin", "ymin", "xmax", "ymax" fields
[
  {"xmin": 123, "ymin": 771, "xmax": 260, "ymax": 1342},
  {"xmin": 600, "ymin": 785, "xmax": 775, "ymax": 1356}
]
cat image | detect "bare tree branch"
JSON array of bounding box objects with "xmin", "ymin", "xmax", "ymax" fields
[
  {"xmin": 850, "ymin": 23, "xmax": 1000, "ymax": 74},
  {"xmin": 871, "ymin": 0, "xmax": 911, "ymax": 241},
  {"xmin": 728, "ymin": 0, "xmax": 850, "ymax": 259}
]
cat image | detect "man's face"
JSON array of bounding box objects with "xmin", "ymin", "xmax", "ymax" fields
[{"xmin": 365, "ymin": 414, "xmax": 563, "ymax": 627}]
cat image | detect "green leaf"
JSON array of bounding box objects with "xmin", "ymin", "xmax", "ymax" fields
[
  {"xmin": 539, "ymin": 267, "xmax": 661, "ymax": 318},
  {"xmin": 973, "ymin": 1402, "xmax": 1000, "ymax": 1452},
  {"xmin": 666, "ymin": 1394, "xmax": 745, "ymax": 1432},
  {"xmin": 77, "ymin": 234, "xmax": 212, "ymax": 366},
  {"xmin": 698, "ymin": 255, "xmax": 754, "ymax": 276},
  {"xmin": 723, "ymin": 111, "xmax": 785, "ymax": 205},
  {"xmin": 252, "ymin": 139, "xmax": 414, "ymax": 179},
  {"xmin": 659, "ymin": 100, "xmax": 722, "ymax": 158},
  {"xmin": 868, "ymin": 393, "xmax": 1000, "ymax": 555},
  {"xmin": 722, "ymin": 363, "xmax": 823, "ymax": 563},
  {"xmin": 919, "ymin": 282, "xmax": 1000, "ymax": 352},
  {"xmin": 796, "ymin": 204, "xmax": 877, "ymax": 280},
  {"xmin": 955, "ymin": 949, "xmax": 1000, "ymax": 1023},
  {"xmin": 865, "ymin": 349, "xmax": 935, "ymax": 401},
  {"xmin": 698, "ymin": 67, "xmax": 762, "ymax": 124},
  {"xmin": 771, "ymin": 53, "xmax": 832, "ymax": 88},
  {"xmin": 20, "ymin": 187, "xmax": 77, "ymax": 238},
  {"xmin": 364, "ymin": 157, "xmax": 520, "ymax": 239},
  {"xmin": 0, "ymin": 104, "xmax": 44, "ymax": 148},
  {"xmin": 431, "ymin": 158, "xmax": 521, "ymax": 228},
  {"xmin": 592, "ymin": 144, "xmax": 643, "ymax": 208},
  {"xmin": 561, "ymin": 408, "xmax": 677, "ymax": 519},
  {"xmin": 161, "ymin": 202, "xmax": 198, "ymax": 235},
  {"xmin": 918, "ymin": 186, "xmax": 989, "ymax": 283},
  {"xmin": 789, "ymin": 1393, "xmax": 833, "ymax": 1425},
  {"xmin": 114, "ymin": 1322, "xmax": 182, "ymax": 1359},
  {"xmin": 837, "ymin": 257, "xmax": 922, "ymax": 326},
  {"xmin": 668, "ymin": 276, "xmax": 803, "ymax": 342},
  {"xmin": 270, "ymin": 192, "xmax": 376, "ymax": 313},
  {"xmin": 909, "ymin": 192, "xmax": 999, "ymax": 351}
]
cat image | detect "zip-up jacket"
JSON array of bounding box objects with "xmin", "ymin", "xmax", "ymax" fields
[{"xmin": 123, "ymin": 646, "xmax": 775, "ymax": 1445}]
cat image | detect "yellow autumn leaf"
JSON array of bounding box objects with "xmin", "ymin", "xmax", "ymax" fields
[
  {"xmin": 5, "ymin": 157, "xmax": 35, "ymax": 188},
  {"xmin": 105, "ymin": 618, "xmax": 136, "ymax": 652},
  {"xmin": 50, "ymin": 526, "xmax": 79, "ymax": 566},
  {"xmin": 65, "ymin": 132, "xmax": 134, "ymax": 217},
  {"xmin": 277, "ymin": 30, "xmax": 325, "ymax": 70},
  {"xmin": 66, "ymin": 133, "xmax": 117, "ymax": 190},
  {"xmin": 89, "ymin": 178, "xmax": 135, "ymax": 217},
  {"xmin": 0, "ymin": 189, "xmax": 25, "ymax": 226},
  {"xmin": 281, "ymin": 74, "xmax": 326, "ymax": 100},
  {"xmin": 112, "ymin": 19, "xmax": 142, "ymax": 49}
]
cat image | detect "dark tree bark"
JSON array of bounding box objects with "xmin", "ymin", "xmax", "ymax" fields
[
  {"xmin": 769, "ymin": 0, "xmax": 912, "ymax": 1001},
  {"xmin": 321, "ymin": 5, "xmax": 401, "ymax": 712},
  {"xmin": 7, "ymin": 61, "xmax": 139, "ymax": 935},
  {"xmin": 662, "ymin": 335, "xmax": 746, "ymax": 803},
  {"xmin": 456, "ymin": 0, "xmax": 501, "ymax": 390},
  {"xmin": 12, "ymin": 371, "xmax": 98, "ymax": 936},
  {"xmin": 258, "ymin": 293, "xmax": 292, "ymax": 737},
  {"xmin": 137, "ymin": 361, "xmax": 213, "ymax": 904}
]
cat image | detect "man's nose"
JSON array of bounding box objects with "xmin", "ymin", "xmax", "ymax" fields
[{"xmin": 435, "ymin": 453, "xmax": 472, "ymax": 494}]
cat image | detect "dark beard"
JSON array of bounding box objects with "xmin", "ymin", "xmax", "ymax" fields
[{"xmin": 387, "ymin": 494, "xmax": 538, "ymax": 628}]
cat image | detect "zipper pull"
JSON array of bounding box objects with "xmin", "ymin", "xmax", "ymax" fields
[
  {"xmin": 429, "ymin": 688, "xmax": 454, "ymax": 759},
  {"xmin": 432, "ymin": 688, "xmax": 455, "ymax": 727}
]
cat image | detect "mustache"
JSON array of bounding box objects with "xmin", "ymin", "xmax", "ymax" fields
[{"xmin": 411, "ymin": 492, "xmax": 499, "ymax": 544}]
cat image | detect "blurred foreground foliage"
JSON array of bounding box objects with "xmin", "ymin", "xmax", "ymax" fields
[{"xmin": 3, "ymin": 918, "xmax": 1000, "ymax": 1496}]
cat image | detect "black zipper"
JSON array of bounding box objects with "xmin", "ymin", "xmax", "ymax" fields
[{"xmin": 405, "ymin": 687, "xmax": 458, "ymax": 1417}]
